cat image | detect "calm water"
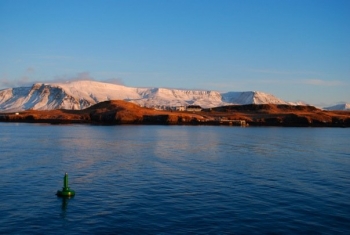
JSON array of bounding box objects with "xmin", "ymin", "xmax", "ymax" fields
[{"xmin": 0, "ymin": 123, "xmax": 349, "ymax": 234}]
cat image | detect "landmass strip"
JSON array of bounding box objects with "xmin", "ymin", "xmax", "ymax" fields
[{"xmin": 1, "ymin": 100, "xmax": 349, "ymax": 127}]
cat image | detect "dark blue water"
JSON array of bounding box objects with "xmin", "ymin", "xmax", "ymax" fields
[{"xmin": 0, "ymin": 123, "xmax": 349, "ymax": 234}]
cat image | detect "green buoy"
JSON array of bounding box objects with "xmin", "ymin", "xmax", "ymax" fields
[{"xmin": 56, "ymin": 173, "xmax": 75, "ymax": 197}]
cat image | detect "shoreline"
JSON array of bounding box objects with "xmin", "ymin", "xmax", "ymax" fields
[
  {"xmin": 1, "ymin": 101, "xmax": 349, "ymax": 127},
  {"xmin": 1, "ymin": 114, "xmax": 349, "ymax": 128}
]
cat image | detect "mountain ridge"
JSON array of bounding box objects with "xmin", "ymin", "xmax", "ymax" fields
[{"xmin": 0, "ymin": 80, "xmax": 293, "ymax": 112}]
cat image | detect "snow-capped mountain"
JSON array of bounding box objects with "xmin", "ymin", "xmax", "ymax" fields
[
  {"xmin": 0, "ymin": 80, "xmax": 289, "ymax": 112},
  {"xmin": 222, "ymin": 91, "xmax": 286, "ymax": 105},
  {"xmin": 324, "ymin": 103, "xmax": 350, "ymax": 111}
]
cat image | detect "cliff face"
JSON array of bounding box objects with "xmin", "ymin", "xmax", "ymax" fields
[{"xmin": 1, "ymin": 100, "xmax": 349, "ymax": 127}]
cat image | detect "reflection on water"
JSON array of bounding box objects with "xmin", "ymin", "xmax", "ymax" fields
[
  {"xmin": 0, "ymin": 124, "xmax": 349, "ymax": 234},
  {"xmin": 59, "ymin": 197, "xmax": 73, "ymax": 217}
]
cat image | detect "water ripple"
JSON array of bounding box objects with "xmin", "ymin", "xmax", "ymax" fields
[{"xmin": 0, "ymin": 124, "xmax": 349, "ymax": 234}]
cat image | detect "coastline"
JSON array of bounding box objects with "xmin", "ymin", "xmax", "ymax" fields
[{"xmin": 1, "ymin": 101, "xmax": 349, "ymax": 127}]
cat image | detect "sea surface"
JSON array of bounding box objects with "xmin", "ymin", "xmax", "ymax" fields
[{"xmin": 0, "ymin": 123, "xmax": 349, "ymax": 234}]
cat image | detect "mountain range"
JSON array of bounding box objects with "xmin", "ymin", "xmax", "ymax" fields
[
  {"xmin": 324, "ymin": 103, "xmax": 350, "ymax": 111},
  {"xmin": 0, "ymin": 80, "xmax": 347, "ymax": 112}
]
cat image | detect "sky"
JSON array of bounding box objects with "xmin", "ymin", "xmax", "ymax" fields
[{"xmin": 0, "ymin": 0, "xmax": 349, "ymax": 106}]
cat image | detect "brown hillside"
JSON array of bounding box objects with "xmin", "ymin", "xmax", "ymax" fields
[{"xmin": 1, "ymin": 100, "xmax": 349, "ymax": 127}]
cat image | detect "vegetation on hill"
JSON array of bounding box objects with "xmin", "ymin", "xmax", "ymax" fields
[{"xmin": 1, "ymin": 100, "xmax": 349, "ymax": 127}]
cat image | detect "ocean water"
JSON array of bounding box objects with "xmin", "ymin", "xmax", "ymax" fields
[{"xmin": 0, "ymin": 123, "xmax": 349, "ymax": 234}]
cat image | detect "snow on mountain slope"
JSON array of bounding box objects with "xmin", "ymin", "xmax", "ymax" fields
[
  {"xmin": 324, "ymin": 103, "xmax": 350, "ymax": 111},
  {"xmin": 133, "ymin": 88, "xmax": 224, "ymax": 108},
  {"xmin": 0, "ymin": 80, "xmax": 288, "ymax": 112},
  {"xmin": 53, "ymin": 80, "xmax": 143, "ymax": 102},
  {"xmin": 221, "ymin": 91, "xmax": 287, "ymax": 105},
  {"xmin": 287, "ymin": 101, "xmax": 309, "ymax": 106}
]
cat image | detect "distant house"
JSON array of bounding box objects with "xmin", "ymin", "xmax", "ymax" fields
[
  {"xmin": 186, "ymin": 105, "xmax": 202, "ymax": 112},
  {"xmin": 174, "ymin": 106, "xmax": 186, "ymax": 111}
]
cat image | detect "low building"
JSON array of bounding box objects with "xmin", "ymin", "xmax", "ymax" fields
[{"xmin": 186, "ymin": 105, "xmax": 202, "ymax": 112}]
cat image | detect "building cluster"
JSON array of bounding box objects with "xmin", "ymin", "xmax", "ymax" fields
[{"xmin": 172, "ymin": 105, "xmax": 202, "ymax": 112}]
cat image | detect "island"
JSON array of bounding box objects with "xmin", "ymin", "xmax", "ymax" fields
[{"xmin": 1, "ymin": 100, "xmax": 349, "ymax": 127}]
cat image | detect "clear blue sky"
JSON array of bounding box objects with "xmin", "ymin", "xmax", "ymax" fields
[{"xmin": 1, "ymin": 0, "xmax": 349, "ymax": 106}]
